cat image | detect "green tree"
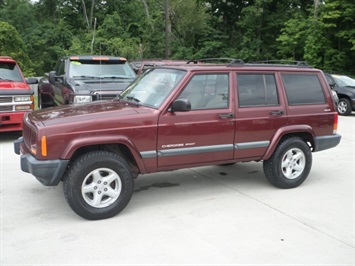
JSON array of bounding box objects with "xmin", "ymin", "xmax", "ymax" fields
[{"xmin": 0, "ymin": 21, "xmax": 35, "ymax": 76}]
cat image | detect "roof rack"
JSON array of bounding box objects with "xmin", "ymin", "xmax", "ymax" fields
[
  {"xmin": 187, "ymin": 58, "xmax": 243, "ymax": 64},
  {"xmin": 251, "ymin": 60, "xmax": 311, "ymax": 67}
]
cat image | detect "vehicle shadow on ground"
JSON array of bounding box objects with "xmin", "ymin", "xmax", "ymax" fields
[{"xmin": 0, "ymin": 131, "xmax": 22, "ymax": 142}]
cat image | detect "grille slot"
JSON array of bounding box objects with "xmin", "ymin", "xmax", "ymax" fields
[
  {"xmin": 0, "ymin": 96, "xmax": 12, "ymax": 103},
  {"xmin": 22, "ymin": 118, "xmax": 37, "ymax": 150},
  {"xmin": 0, "ymin": 106, "xmax": 13, "ymax": 112}
]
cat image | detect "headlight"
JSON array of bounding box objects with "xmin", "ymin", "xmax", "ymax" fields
[
  {"xmin": 15, "ymin": 105, "xmax": 32, "ymax": 111},
  {"xmin": 15, "ymin": 96, "xmax": 31, "ymax": 102},
  {"xmin": 73, "ymin": 95, "xmax": 92, "ymax": 103}
]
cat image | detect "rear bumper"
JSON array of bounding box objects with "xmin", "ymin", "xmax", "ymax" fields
[
  {"xmin": 313, "ymin": 134, "xmax": 341, "ymax": 152},
  {"xmin": 14, "ymin": 137, "xmax": 69, "ymax": 186}
]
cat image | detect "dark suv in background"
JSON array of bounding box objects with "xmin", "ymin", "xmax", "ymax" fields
[
  {"xmin": 324, "ymin": 73, "xmax": 355, "ymax": 116},
  {"xmin": 38, "ymin": 55, "xmax": 136, "ymax": 108},
  {"xmin": 15, "ymin": 60, "xmax": 341, "ymax": 220}
]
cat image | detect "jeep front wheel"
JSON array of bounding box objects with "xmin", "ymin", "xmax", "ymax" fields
[
  {"xmin": 263, "ymin": 137, "xmax": 312, "ymax": 189},
  {"xmin": 63, "ymin": 151, "xmax": 134, "ymax": 220}
]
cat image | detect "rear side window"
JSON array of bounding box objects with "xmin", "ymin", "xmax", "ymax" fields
[
  {"xmin": 282, "ymin": 74, "xmax": 325, "ymax": 105},
  {"xmin": 237, "ymin": 74, "xmax": 279, "ymax": 107}
]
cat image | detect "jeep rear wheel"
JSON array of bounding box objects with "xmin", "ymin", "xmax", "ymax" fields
[
  {"xmin": 263, "ymin": 137, "xmax": 312, "ymax": 188},
  {"xmin": 63, "ymin": 151, "xmax": 134, "ymax": 220},
  {"xmin": 337, "ymin": 98, "xmax": 352, "ymax": 116}
]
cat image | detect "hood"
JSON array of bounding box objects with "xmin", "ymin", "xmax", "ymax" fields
[
  {"xmin": 30, "ymin": 100, "xmax": 152, "ymax": 127},
  {"xmin": 0, "ymin": 81, "xmax": 30, "ymax": 91}
]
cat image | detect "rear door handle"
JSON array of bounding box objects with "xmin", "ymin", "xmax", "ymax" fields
[
  {"xmin": 270, "ymin": 110, "xmax": 284, "ymax": 116},
  {"xmin": 219, "ymin": 113, "xmax": 234, "ymax": 119}
]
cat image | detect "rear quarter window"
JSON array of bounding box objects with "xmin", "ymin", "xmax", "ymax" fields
[{"xmin": 282, "ymin": 74, "xmax": 325, "ymax": 105}]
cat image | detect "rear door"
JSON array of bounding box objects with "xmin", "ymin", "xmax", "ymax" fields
[
  {"xmin": 234, "ymin": 72, "xmax": 288, "ymax": 160},
  {"xmin": 157, "ymin": 72, "xmax": 235, "ymax": 168}
]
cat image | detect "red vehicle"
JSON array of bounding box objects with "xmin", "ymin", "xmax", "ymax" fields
[
  {"xmin": 0, "ymin": 56, "xmax": 37, "ymax": 132},
  {"xmin": 14, "ymin": 60, "xmax": 341, "ymax": 220}
]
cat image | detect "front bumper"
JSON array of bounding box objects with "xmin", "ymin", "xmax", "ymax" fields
[
  {"xmin": 14, "ymin": 137, "xmax": 69, "ymax": 186},
  {"xmin": 0, "ymin": 112, "xmax": 26, "ymax": 132}
]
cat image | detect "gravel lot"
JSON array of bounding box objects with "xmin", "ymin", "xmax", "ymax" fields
[{"xmin": 1, "ymin": 114, "xmax": 354, "ymax": 265}]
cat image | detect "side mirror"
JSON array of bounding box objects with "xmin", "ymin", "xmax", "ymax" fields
[
  {"xmin": 25, "ymin": 77, "xmax": 38, "ymax": 84},
  {"xmin": 171, "ymin": 98, "xmax": 191, "ymax": 112},
  {"xmin": 328, "ymin": 80, "xmax": 336, "ymax": 88},
  {"xmin": 48, "ymin": 71, "xmax": 58, "ymax": 84}
]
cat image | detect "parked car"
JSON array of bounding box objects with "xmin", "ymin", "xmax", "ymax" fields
[
  {"xmin": 0, "ymin": 56, "xmax": 37, "ymax": 132},
  {"xmin": 15, "ymin": 60, "xmax": 341, "ymax": 220},
  {"xmin": 38, "ymin": 55, "xmax": 136, "ymax": 108},
  {"xmin": 324, "ymin": 73, "xmax": 355, "ymax": 115}
]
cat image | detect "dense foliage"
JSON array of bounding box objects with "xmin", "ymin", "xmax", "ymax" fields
[{"xmin": 0, "ymin": 0, "xmax": 354, "ymax": 76}]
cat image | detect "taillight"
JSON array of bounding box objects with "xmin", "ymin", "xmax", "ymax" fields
[{"xmin": 333, "ymin": 113, "xmax": 338, "ymax": 134}]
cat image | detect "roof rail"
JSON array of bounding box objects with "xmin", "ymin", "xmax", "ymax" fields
[
  {"xmin": 187, "ymin": 58, "xmax": 243, "ymax": 64},
  {"xmin": 251, "ymin": 60, "xmax": 311, "ymax": 67}
]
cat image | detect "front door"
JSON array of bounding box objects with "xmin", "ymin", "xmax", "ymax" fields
[{"xmin": 157, "ymin": 73, "xmax": 235, "ymax": 168}]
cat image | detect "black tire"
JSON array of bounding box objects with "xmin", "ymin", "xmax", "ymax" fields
[
  {"xmin": 63, "ymin": 151, "xmax": 134, "ymax": 220},
  {"xmin": 337, "ymin": 98, "xmax": 352, "ymax": 116},
  {"xmin": 263, "ymin": 137, "xmax": 312, "ymax": 189}
]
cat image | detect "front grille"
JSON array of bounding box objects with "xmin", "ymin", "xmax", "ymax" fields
[
  {"xmin": 0, "ymin": 96, "xmax": 12, "ymax": 103},
  {"xmin": 0, "ymin": 106, "xmax": 13, "ymax": 112},
  {"xmin": 95, "ymin": 94, "xmax": 117, "ymax": 101},
  {"xmin": 93, "ymin": 91, "xmax": 121, "ymax": 101},
  {"xmin": 0, "ymin": 95, "xmax": 32, "ymax": 113},
  {"xmin": 22, "ymin": 117, "xmax": 37, "ymax": 150}
]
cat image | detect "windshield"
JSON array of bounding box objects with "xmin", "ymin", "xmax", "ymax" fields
[
  {"xmin": 121, "ymin": 68, "xmax": 186, "ymax": 108},
  {"xmin": 0, "ymin": 62, "xmax": 23, "ymax": 82},
  {"xmin": 332, "ymin": 74, "xmax": 355, "ymax": 87},
  {"xmin": 69, "ymin": 60, "xmax": 136, "ymax": 79}
]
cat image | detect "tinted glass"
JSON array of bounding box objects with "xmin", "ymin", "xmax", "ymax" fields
[
  {"xmin": 0, "ymin": 62, "xmax": 23, "ymax": 82},
  {"xmin": 237, "ymin": 74, "xmax": 279, "ymax": 107},
  {"xmin": 282, "ymin": 74, "xmax": 325, "ymax": 105},
  {"xmin": 69, "ymin": 60, "xmax": 136, "ymax": 78}
]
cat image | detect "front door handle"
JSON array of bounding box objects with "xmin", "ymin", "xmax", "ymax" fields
[
  {"xmin": 270, "ymin": 110, "xmax": 284, "ymax": 116},
  {"xmin": 219, "ymin": 113, "xmax": 234, "ymax": 119}
]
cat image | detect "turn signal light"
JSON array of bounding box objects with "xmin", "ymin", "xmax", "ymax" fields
[{"xmin": 41, "ymin": 136, "xmax": 47, "ymax": 157}]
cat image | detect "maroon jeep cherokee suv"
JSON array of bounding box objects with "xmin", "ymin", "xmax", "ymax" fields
[{"xmin": 14, "ymin": 60, "xmax": 341, "ymax": 220}]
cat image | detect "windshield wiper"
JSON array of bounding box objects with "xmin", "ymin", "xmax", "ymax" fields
[
  {"xmin": 126, "ymin": 95, "xmax": 141, "ymax": 103},
  {"xmin": 72, "ymin": 75, "xmax": 98, "ymax": 79},
  {"xmin": 99, "ymin": 76, "xmax": 133, "ymax": 79}
]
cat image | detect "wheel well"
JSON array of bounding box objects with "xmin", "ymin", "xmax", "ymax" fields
[
  {"xmin": 280, "ymin": 132, "xmax": 314, "ymax": 151},
  {"xmin": 70, "ymin": 144, "xmax": 140, "ymax": 178},
  {"xmin": 337, "ymin": 93, "xmax": 351, "ymax": 100}
]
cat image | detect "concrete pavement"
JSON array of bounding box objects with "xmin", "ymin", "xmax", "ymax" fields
[{"xmin": 1, "ymin": 115, "xmax": 354, "ymax": 265}]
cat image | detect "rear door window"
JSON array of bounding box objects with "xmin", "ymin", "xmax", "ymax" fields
[
  {"xmin": 282, "ymin": 74, "xmax": 325, "ymax": 105},
  {"xmin": 237, "ymin": 73, "xmax": 279, "ymax": 107}
]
